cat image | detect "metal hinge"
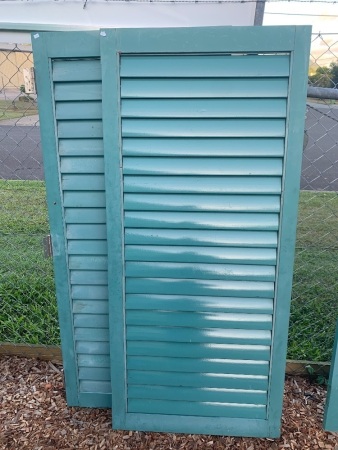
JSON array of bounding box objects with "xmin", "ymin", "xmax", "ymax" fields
[{"xmin": 43, "ymin": 235, "xmax": 53, "ymax": 258}]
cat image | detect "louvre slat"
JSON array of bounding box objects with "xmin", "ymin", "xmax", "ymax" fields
[
  {"xmin": 76, "ymin": 341, "xmax": 110, "ymax": 355},
  {"xmin": 121, "ymin": 55, "xmax": 289, "ymax": 78},
  {"xmin": 79, "ymin": 367, "xmax": 111, "ymax": 381},
  {"xmin": 122, "ymin": 138, "xmax": 284, "ymax": 157},
  {"xmin": 122, "ymin": 119, "xmax": 285, "ymax": 138},
  {"xmin": 128, "ymin": 399, "xmax": 266, "ymax": 419},
  {"xmin": 75, "ymin": 328, "xmax": 109, "ymax": 342},
  {"xmin": 54, "ymin": 82, "xmax": 102, "ymax": 101},
  {"xmin": 59, "ymin": 138, "xmax": 104, "ymax": 156},
  {"xmin": 67, "ymin": 240, "xmax": 107, "ymax": 255},
  {"xmin": 65, "ymin": 208, "xmax": 106, "ymax": 224},
  {"xmin": 63, "ymin": 192, "xmax": 106, "ymax": 207},
  {"xmin": 78, "ymin": 354, "xmax": 110, "ymax": 367},
  {"xmin": 125, "ymin": 262, "xmax": 275, "ymax": 282},
  {"xmin": 126, "ymin": 278, "xmax": 274, "ymax": 298},
  {"xmin": 74, "ymin": 313, "xmax": 109, "ymax": 328},
  {"xmin": 125, "ymin": 246, "xmax": 277, "ymax": 265},
  {"xmin": 125, "ymin": 294, "xmax": 274, "ymax": 314},
  {"xmin": 80, "ymin": 380, "xmax": 111, "ymax": 394},
  {"xmin": 67, "ymin": 224, "xmax": 107, "ymax": 239},
  {"xmin": 125, "ymin": 229, "xmax": 277, "ymax": 248},
  {"xmin": 126, "ymin": 311, "xmax": 272, "ymax": 330},
  {"xmin": 56, "ymin": 101, "xmax": 102, "ymax": 120},
  {"xmin": 127, "ymin": 326, "xmax": 271, "ymax": 345},
  {"xmin": 128, "ymin": 385, "xmax": 268, "ymax": 405},
  {"xmin": 127, "ymin": 370, "xmax": 269, "ymax": 390},
  {"xmin": 72, "ymin": 285, "xmax": 108, "ymax": 300},
  {"xmin": 127, "ymin": 341, "xmax": 271, "ymax": 360},
  {"xmin": 58, "ymin": 120, "xmax": 103, "ymax": 139},
  {"xmin": 62, "ymin": 174, "xmax": 105, "ymax": 191},
  {"xmin": 60, "ymin": 157, "xmax": 104, "ymax": 174},
  {"xmin": 127, "ymin": 356, "xmax": 269, "ymax": 375},
  {"xmin": 121, "ymin": 99, "xmax": 287, "ymax": 118},
  {"xmin": 123, "ymin": 157, "xmax": 283, "ymax": 176},
  {"xmin": 121, "ymin": 78, "xmax": 288, "ymax": 99},
  {"xmin": 53, "ymin": 59, "xmax": 101, "ymax": 82},
  {"xmin": 124, "ymin": 194, "xmax": 280, "ymax": 212},
  {"xmin": 71, "ymin": 270, "xmax": 108, "ymax": 285},
  {"xmin": 124, "ymin": 212, "xmax": 279, "ymax": 231},
  {"xmin": 124, "ymin": 176, "xmax": 282, "ymax": 194},
  {"xmin": 69, "ymin": 256, "xmax": 107, "ymax": 270},
  {"xmin": 73, "ymin": 300, "xmax": 108, "ymax": 314}
]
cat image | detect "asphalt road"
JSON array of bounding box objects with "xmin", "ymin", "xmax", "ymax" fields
[{"xmin": 0, "ymin": 103, "xmax": 338, "ymax": 190}]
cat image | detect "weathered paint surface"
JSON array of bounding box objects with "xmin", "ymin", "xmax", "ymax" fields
[{"xmin": 324, "ymin": 319, "xmax": 338, "ymax": 431}]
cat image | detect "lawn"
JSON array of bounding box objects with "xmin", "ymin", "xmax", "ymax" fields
[
  {"xmin": 0, "ymin": 182, "xmax": 337, "ymax": 361},
  {"xmin": 0, "ymin": 98, "xmax": 38, "ymax": 121}
]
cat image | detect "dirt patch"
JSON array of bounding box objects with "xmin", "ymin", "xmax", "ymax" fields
[{"xmin": 1, "ymin": 356, "xmax": 337, "ymax": 450}]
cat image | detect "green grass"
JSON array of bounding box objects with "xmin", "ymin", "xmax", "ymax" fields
[
  {"xmin": 0, "ymin": 98, "xmax": 38, "ymax": 121},
  {"xmin": 0, "ymin": 182, "xmax": 337, "ymax": 361},
  {"xmin": 0, "ymin": 181, "xmax": 59, "ymax": 345}
]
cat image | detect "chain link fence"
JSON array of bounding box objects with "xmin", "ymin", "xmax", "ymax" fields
[{"xmin": 0, "ymin": 33, "xmax": 337, "ymax": 371}]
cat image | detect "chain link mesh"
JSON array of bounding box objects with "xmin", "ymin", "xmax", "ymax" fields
[{"xmin": 0, "ymin": 34, "xmax": 337, "ymax": 370}]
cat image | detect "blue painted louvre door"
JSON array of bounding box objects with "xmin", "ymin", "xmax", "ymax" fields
[{"xmin": 101, "ymin": 27, "xmax": 311, "ymax": 437}]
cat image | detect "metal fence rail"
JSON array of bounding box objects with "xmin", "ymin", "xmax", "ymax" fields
[{"xmin": 0, "ymin": 33, "xmax": 337, "ymax": 366}]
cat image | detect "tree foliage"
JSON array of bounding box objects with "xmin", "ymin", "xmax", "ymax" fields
[{"xmin": 309, "ymin": 62, "xmax": 338, "ymax": 88}]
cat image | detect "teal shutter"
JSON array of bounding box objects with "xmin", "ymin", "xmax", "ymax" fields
[
  {"xmin": 33, "ymin": 32, "xmax": 111, "ymax": 407},
  {"xmin": 324, "ymin": 319, "xmax": 338, "ymax": 431},
  {"xmin": 101, "ymin": 26, "xmax": 311, "ymax": 436}
]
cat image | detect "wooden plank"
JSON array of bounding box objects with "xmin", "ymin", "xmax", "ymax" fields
[
  {"xmin": 62, "ymin": 174, "xmax": 105, "ymax": 191},
  {"xmin": 60, "ymin": 157, "xmax": 104, "ymax": 174},
  {"xmin": 125, "ymin": 261, "xmax": 275, "ymax": 282},
  {"xmin": 127, "ymin": 356, "xmax": 270, "ymax": 375},
  {"xmin": 79, "ymin": 367, "xmax": 111, "ymax": 381},
  {"xmin": 127, "ymin": 370, "xmax": 269, "ymax": 391},
  {"xmin": 122, "ymin": 138, "xmax": 285, "ymax": 158},
  {"xmin": 54, "ymin": 81, "xmax": 102, "ymax": 101},
  {"xmin": 80, "ymin": 380, "xmax": 111, "ymax": 393},
  {"xmin": 74, "ymin": 313, "xmax": 109, "ymax": 328},
  {"xmin": 67, "ymin": 224, "xmax": 107, "ymax": 240},
  {"xmin": 127, "ymin": 341, "xmax": 271, "ymax": 360},
  {"xmin": 127, "ymin": 326, "xmax": 271, "ymax": 345},
  {"xmin": 63, "ymin": 192, "xmax": 106, "ymax": 207},
  {"xmin": 121, "ymin": 78, "xmax": 288, "ymax": 99},
  {"xmin": 126, "ymin": 310, "xmax": 272, "ymax": 330},
  {"xmin": 73, "ymin": 300, "xmax": 108, "ymax": 314},
  {"xmin": 128, "ymin": 399, "xmax": 266, "ymax": 419},
  {"xmin": 128, "ymin": 385, "xmax": 268, "ymax": 405},
  {"xmin": 122, "ymin": 98, "xmax": 287, "ymax": 118},
  {"xmin": 67, "ymin": 240, "xmax": 107, "ymax": 255},
  {"xmin": 58, "ymin": 120, "xmax": 103, "ymax": 139},
  {"xmin": 65, "ymin": 208, "xmax": 106, "ymax": 224},
  {"xmin": 123, "ymin": 157, "xmax": 283, "ymax": 176},
  {"xmin": 124, "ymin": 194, "xmax": 280, "ymax": 213},
  {"xmin": 122, "ymin": 119, "xmax": 285, "ymax": 138},
  {"xmin": 71, "ymin": 270, "xmax": 108, "ymax": 285},
  {"xmin": 59, "ymin": 138, "xmax": 103, "ymax": 156},
  {"xmin": 69, "ymin": 256, "xmax": 107, "ymax": 270},
  {"xmin": 125, "ymin": 229, "xmax": 277, "ymax": 248},
  {"xmin": 124, "ymin": 212, "xmax": 279, "ymax": 231},
  {"xmin": 53, "ymin": 59, "xmax": 101, "ymax": 82},
  {"xmin": 126, "ymin": 278, "xmax": 274, "ymax": 298},
  {"xmin": 0, "ymin": 343, "xmax": 62, "ymax": 363},
  {"xmin": 76, "ymin": 341, "xmax": 110, "ymax": 355},
  {"xmin": 72, "ymin": 285, "xmax": 108, "ymax": 300},
  {"xmin": 124, "ymin": 176, "xmax": 282, "ymax": 194},
  {"xmin": 125, "ymin": 246, "xmax": 277, "ymax": 266},
  {"xmin": 121, "ymin": 55, "xmax": 290, "ymax": 78},
  {"xmin": 125, "ymin": 294, "xmax": 274, "ymax": 314},
  {"xmin": 75, "ymin": 328, "xmax": 109, "ymax": 342},
  {"xmin": 78, "ymin": 353, "xmax": 110, "ymax": 367},
  {"xmin": 56, "ymin": 101, "xmax": 102, "ymax": 120}
]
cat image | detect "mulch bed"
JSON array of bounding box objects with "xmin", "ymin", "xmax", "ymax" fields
[{"xmin": 1, "ymin": 356, "xmax": 337, "ymax": 450}]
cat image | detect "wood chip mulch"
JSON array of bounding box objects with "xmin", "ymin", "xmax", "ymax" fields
[{"xmin": 1, "ymin": 356, "xmax": 338, "ymax": 450}]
